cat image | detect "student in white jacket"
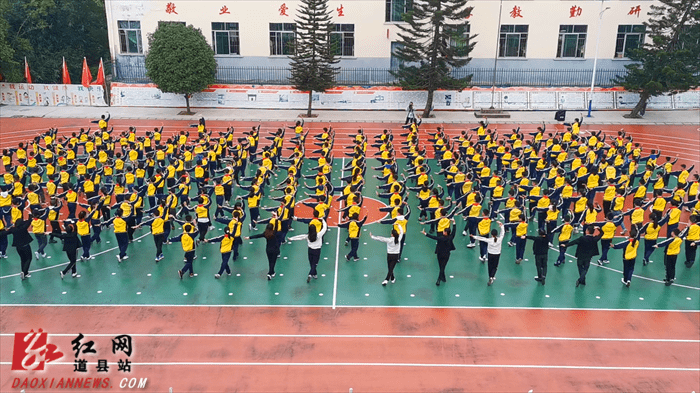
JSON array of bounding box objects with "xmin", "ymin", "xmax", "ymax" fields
[
  {"xmin": 289, "ymin": 219, "xmax": 328, "ymax": 283},
  {"xmin": 471, "ymin": 222, "xmax": 505, "ymax": 286},
  {"xmin": 370, "ymin": 225, "xmax": 404, "ymax": 286}
]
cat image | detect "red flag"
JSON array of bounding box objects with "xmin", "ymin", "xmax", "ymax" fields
[
  {"xmin": 62, "ymin": 57, "xmax": 71, "ymax": 84},
  {"xmin": 81, "ymin": 57, "xmax": 92, "ymax": 88},
  {"xmin": 93, "ymin": 58, "xmax": 105, "ymax": 86},
  {"xmin": 24, "ymin": 57, "xmax": 32, "ymax": 84}
]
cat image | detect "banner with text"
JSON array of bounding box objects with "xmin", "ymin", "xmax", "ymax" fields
[{"xmin": 0, "ymin": 83, "xmax": 107, "ymax": 107}]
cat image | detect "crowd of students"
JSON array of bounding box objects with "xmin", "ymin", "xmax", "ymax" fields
[{"xmin": 0, "ymin": 114, "xmax": 698, "ymax": 290}]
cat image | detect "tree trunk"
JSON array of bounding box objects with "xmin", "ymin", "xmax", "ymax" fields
[
  {"xmin": 184, "ymin": 93, "xmax": 191, "ymax": 114},
  {"xmin": 627, "ymin": 91, "xmax": 650, "ymax": 118},
  {"xmin": 422, "ymin": 89, "xmax": 434, "ymax": 118},
  {"xmin": 307, "ymin": 90, "xmax": 313, "ymax": 117}
]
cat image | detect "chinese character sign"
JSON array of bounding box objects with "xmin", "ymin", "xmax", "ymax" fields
[
  {"xmin": 337, "ymin": 4, "xmax": 344, "ymax": 17},
  {"xmin": 166, "ymin": 2, "xmax": 178, "ymax": 14},
  {"xmin": 220, "ymin": 5, "xmax": 230, "ymax": 15},
  {"xmin": 279, "ymin": 3, "xmax": 289, "ymax": 16},
  {"xmin": 510, "ymin": 6, "xmax": 523, "ymax": 18},
  {"xmin": 628, "ymin": 5, "xmax": 641, "ymax": 17},
  {"xmin": 569, "ymin": 5, "xmax": 582, "ymax": 18},
  {"xmin": 112, "ymin": 335, "xmax": 133, "ymax": 357}
]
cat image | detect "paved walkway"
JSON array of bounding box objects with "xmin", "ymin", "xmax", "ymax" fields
[{"xmin": 1, "ymin": 104, "xmax": 699, "ymax": 125}]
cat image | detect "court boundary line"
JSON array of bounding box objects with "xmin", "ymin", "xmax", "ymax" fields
[
  {"xmin": 0, "ymin": 232, "xmax": 151, "ymax": 280},
  {"xmin": 1, "ymin": 333, "xmax": 695, "ymax": 343},
  {"xmin": 0, "ymin": 361, "xmax": 696, "ymax": 371},
  {"xmin": 331, "ymin": 158, "xmax": 345, "ymax": 309},
  {"xmin": 549, "ymin": 246, "xmax": 700, "ymax": 291},
  {"xmin": 1, "ymin": 304, "xmax": 697, "ymax": 312}
]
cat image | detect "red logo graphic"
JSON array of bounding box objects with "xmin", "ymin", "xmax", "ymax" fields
[
  {"xmin": 11, "ymin": 329, "xmax": 64, "ymax": 371},
  {"xmin": 279, "ymin": 3, "xmax": 289, "ymax": 16}
]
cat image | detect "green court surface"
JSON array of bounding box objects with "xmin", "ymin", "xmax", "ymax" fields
[{"xmin": 1, "ymin": 159, "xmax": 699, "ymax": 311}]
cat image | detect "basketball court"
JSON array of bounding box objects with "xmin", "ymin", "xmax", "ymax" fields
[{"xmin": 1, "ymin": 117, "xmax": 698, "ymax": 392}]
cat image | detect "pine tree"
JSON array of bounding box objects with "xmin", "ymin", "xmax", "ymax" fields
[
  {"xmin": 615, "ymin": 0, "xmax": 700, "ymax": 118},
  {"xmin": 391, "ymin": 0, "xmax": 475, "ymax": 118},
  {"xmin": 289, "ymin": 0, "xmax": 339, "ymax": 117}
]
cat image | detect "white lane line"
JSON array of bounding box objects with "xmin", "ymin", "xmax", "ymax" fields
[
  {"xmin": 548, "ymin": 246, "xmax": 700, "ymax": 291},
  {"xmin": 0, "ymin": 232, "xmax": 151, "ymax": 280},
  {"xmin": 0, "ymin": 333, "xmax": 694, "ymax": 343},
  {"xmin": 332, "ymin": 157, "xmax": 345, "ymax": 310},
  {"xmin": 1, "ymin": 304, "xmax": 698, "ymax": 312},
  {"xmin": 0, "ymin": 361, "xmax": 693, "ymax": 371}
]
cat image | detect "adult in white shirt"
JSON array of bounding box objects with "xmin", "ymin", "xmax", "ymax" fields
[
  {"xmin": 370, "ymin": 225, "xmax": 404, "ymax": 286},
  {"xmin": 289, "ymin": 219, "xmax": 328, "ymax": 283},
  {"xmin": 471, "ymin": 222, "xmax": 505, "ymax": 286}
]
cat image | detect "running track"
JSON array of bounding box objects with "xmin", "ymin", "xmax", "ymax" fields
[
  {"xmin": 1, "ymin": 306, "xmax": 699, "ymax": 392},
  {"xmin": 1, "ymin": 118, "xmax": 698, "ymax": 167}
]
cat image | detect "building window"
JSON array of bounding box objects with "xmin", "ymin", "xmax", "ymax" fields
[
  {"xmin": 212, "ymin": 22, "xmax": 240, "ymax": 55},
  {"xmin": 390, "ymin": 42, "xmax": 404, "ymax": 69},
  {"xmin": 557, "ymin": 25, "xmax": 587, "ymax": 58},
  {"xmin": 269, "ymin": 23, "xmax": 295, "ymax": 56},
  {"xmin": 118, "ymin": 21, "xmax": 142, "ymax": 54},
  {"xmin": 386, "ymin": 0, "xmax": 411, "ymax": 22},
  {"xmin": 449, "ymin": 25, "xmax": 471, "ymax": 57},
  {"xmin": 499, "ymin": 25, "xmax": 528, "ymax": 58},
  {"xmin": 331, "ymin": 24, "xmax": 354, "ymax": 57},
  {"xmin": 615, "ymin": 25, "xmax": 645, "ymax": 58}
]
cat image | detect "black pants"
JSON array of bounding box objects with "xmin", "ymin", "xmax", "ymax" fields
[
  {"xmin": 535, "ymin": 253, "xmax": 548, "ymax": 279},
  {"xmin": 308, "ymin": 248, "xmax": 321, "ymax": 276},
  {"xmin": 49, "ymin": 220, "xmax": 61, "ymax": 241},
  {"xmin": 385, "ymin": 253, "xmax": 399, "ymax": 281},
  {"xmin": 348, "ymin": 238, "xmax": 359, "ymax": 259},
  {"xmin": 437, "ymin": 253, "xmax": 450, "ymax": 282},
  {"xmin": 197, "ymin": 221, "xmax": 209, "ymax": 241},
  {"xmin": 125, "ymin": 216, "xmax": 136, "ymax": 241},
  {"xmin": 577, "ymin": 257, "xmax": 592, "ymax": 284},
  {"xmin": 218, "ymin": 252, "xmax": 232, "ymax": 275},
  {"xmin": 686, "ymin": 241, "xmax": 697, "ymax": 267},
  {"xmin": 487, "ymin": 253, "xmax": 500, "ymax": 278},
  {"xmin": 266, "ymin": 251, "xmax": 277, "ymax": 275},
  {"xmin": 153, "ymin": 234, "xmax": 164, "ymax": 258},
  {"xmin": 17, "ymin": 244, "xmax": 32, "ymax": 275},
  {"xmin": 61, "ymin": 249, "xmax": 78, "ymax": 275},
  {"xmin": 181, "ymin": 250, "xmax": 195, "ymax": 274},
  {"xmin": 664, "ymin": 254, "xmax": 678, "ymax": 281}
]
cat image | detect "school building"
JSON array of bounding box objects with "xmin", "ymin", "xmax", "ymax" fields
[{"xmin": 105, "ymin": 0, "xmax": 657, "ymax": 87}]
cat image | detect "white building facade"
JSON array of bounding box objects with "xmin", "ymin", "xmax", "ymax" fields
[{"xmin": 105, "ymin": 0, "xmax": 656, "ymax": 85}]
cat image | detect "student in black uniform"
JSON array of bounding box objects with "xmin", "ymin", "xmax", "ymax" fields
[
  {"xmin": 246, "ymin": 223, "xmax": 280, "ymax": 280},
  {"xmin": 7, "ymin": 218, "xmax": 33, "ymax": 280},
  {"xmin": 421, "ymin": 218, "xmax": 456, "ymax": 286},
  {"xmin": 56, "ymin": 223, "xmax": 82, "ymax": 279},
  {"xmin": 523, "ymin": 229, "xmax": 549, "ymax": 285}
]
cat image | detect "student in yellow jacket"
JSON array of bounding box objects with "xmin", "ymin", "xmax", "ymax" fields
[
  {"xmin": 205, "ymin": 226, "xmax": 236, "ymax": 278},
  {"xmin": 612, "ymin": 227, "xmax": 641, "ymax": 287},
  {"xmin": 171, "ymin": 221, "xmax": 199, "ymax": 279},
  {"xmin": 654, "ymin": 229, "xmax": 683, "ymax": 286}
]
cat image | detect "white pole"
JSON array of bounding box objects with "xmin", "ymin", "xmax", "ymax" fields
[
  {"xmin": 588, "ymin": 1, "xmax": 610, "ymax": 117},
  {"xmin": 490, "ymin": 0, "xmax": 504, "ymax": 109}
]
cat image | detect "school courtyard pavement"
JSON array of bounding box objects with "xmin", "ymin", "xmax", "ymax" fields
[{"xmin": 1, "ymin": 104, "xmax": 699, "ymax": 126}]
